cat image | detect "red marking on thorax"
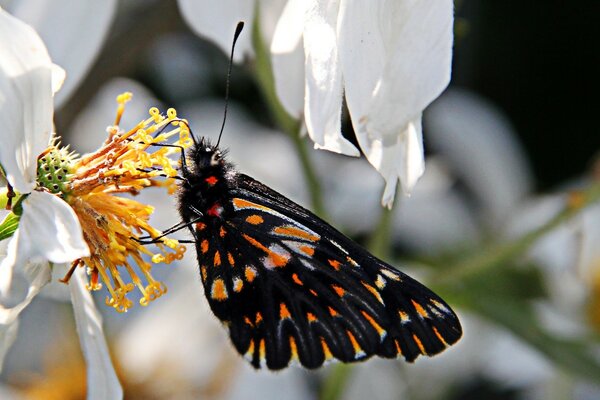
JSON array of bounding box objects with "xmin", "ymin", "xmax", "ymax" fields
[
  {"xmin": 205, "ymin": 176, "xmax": 218, "ymax": 186},
  {"xmin": 208, "ymin": 202, "xmax": 223, "ymax": 217}
]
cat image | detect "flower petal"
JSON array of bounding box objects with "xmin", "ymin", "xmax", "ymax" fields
[
  {"xmin": 303, "ymin": 0, "xmax": 358, "ymax": 155},
  {"xmin": 339, "ymin": 0, "xmax": 453, "ymax": 201},
  {"xmin": 9, "ymin": 191, "xmax": 89, "ymax": 267},
  {"xmin": 0, "ymin": 8, "xmax": 56, "ymax": 193},
  {"xmin": 365, "ymin": 1, "xmax": 454, "ymax": 136},
  {"xmin": 178, "ymin": 0, "xmax": 255, "ymax": 62},
  {"xmin": 271, "ymin": 0, "xmax": 306, "ymax": 118},
  {"xmin": 0, "ymin": 258, "xmax": 50, "ymax": 372},
  {"xmin": 70, "ymin": 267, "xmax": 123, "ymax": 400},
  {"xmin": 8, "ymin": 0, "xmax": 117, "ymax": 108}
]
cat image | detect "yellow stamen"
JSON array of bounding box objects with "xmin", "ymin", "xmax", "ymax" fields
[{"xmin": 54, "ymin": 94, "xmax": 191, "ymax": 312}]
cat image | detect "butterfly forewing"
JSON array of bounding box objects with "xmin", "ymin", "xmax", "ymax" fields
[{"xmin": 179, "ymin": 139, "xmax": 462, "ymax": 370}]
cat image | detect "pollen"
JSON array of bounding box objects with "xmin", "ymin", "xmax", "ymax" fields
[{"xmin": 54, "ymin": 95, "xmax": 191, "ymax": 312}]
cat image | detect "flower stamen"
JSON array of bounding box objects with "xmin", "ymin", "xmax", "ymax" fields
[{"xmin": 42, "ymin": 93, "xmax": 190, "ymax": 312}]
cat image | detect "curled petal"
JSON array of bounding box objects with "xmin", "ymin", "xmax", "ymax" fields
[
  {"xmin": 0, "ymin": 9, "xmax": 57, "ymax": 192},
  {"xmin": 304, "ymin": 0, "xmax": 358, "ymax": 156},
  {"xmin": 7, "ymin": 191, "xmax": 89, "ymax": 268},
  {"xmin": 339, "ymin": 0, "xmax": 453, "ymax": 202},
  {"xmin": 70, "ymin": 267, "xmax": 123, "ymax": 400},
  {"xmin": 8, "ymin": 0, "xmax": 117, "ymax": 108},
  {"xmin": 178, "ymin": 0, "xmax": 255, "ymax": 62}
]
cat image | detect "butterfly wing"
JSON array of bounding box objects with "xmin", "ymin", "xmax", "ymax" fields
[{"xmin": 195, "ymin": 173, "xmax": 462, "ymax": 370}]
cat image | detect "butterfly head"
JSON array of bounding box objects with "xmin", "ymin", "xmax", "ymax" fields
[{"xmin": 187, "ymin": 137, "xmax": 228, "ymax": 172}]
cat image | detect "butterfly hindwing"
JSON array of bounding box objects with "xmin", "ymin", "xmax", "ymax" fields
[{"xmin": 180, "ymin": 140, "xmax": 462, "ymax": 370}]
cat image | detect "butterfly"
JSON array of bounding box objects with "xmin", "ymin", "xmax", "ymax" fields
[{"xmin": 174, "ymin": 136, "xmax": 462, "ymax": 370}]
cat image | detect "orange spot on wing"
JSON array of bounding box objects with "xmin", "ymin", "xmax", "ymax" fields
[
  {"xmin": 321, "ymin": 337, "xmax": 333, "ymax": 360},
  {"xmin": 292, "ymin": 273, "xmax": 303, "ymax": 285},
  {"xmin": 411, "ymin": 299, "xmax": 429, "ymax": 318},
  {"xmin": 399, "ymin": 311, "xmax": 410, "ymax": 323},
  {"xmin": 269, "ymin": 252, "xmax": 288, "ymax": 268},
  {"xmin": 346, "ymin": 256, "xmax": 359, "ymax": 267},
  {"xmin": 219, "ymin": 226, "xmax": 227, "ymax": 237},
  {"xmin": 233, "ymin": 278, "xmax": 243, "ymax": 292},
  {"xmin": 310, "ymin": 289, "xmax": 318, "ymax": 297},
  {"xmin": 211, "ymin": 279, "xmax": 228, "ymax": 301},
  {"xmin": 227, "ymin": 252, "xmax": 235, "ymax": 266},
  {"xmin": 233, "ymin": 198, "xmax": 270, "ymax": 211},
  {"xmin": 394, "ymin": 339, "xmax": 403, "ymax": 356},
  {"xmin": 214, "ymin": 251, "xmax": 221, "ymax": 266},
  {"xmin": 328, "ymin": 259, "xmax": 341, "ymax": 270},
  {"xmin": 259, "ymin": 338, "xmax": 266, "ymax": 361},
  {"xmin": 205, "ymin": 176, "xmax": 218, "ymax": 185},
  {"xmin": 246, "ymin": 339, "xmax": 255, "ymax": 356},
  {"xmin": 289, "ymin": 336, "xmax": 298, "ymax": 360},
  {"xmin": 200, "ymin": 266, "xmax": 207, "ymax": 282},
  {"xmin": 433, "ymin": 327, "xmax": 448, "ymax": 346},
  {"xmin": 195, "ymin": 222, "xmax": 206, "ymax": 231},
  {"xmin": 332, "ymin": 285, "xmax": 345, "ymax": 297},
  {"xmin": 307, "ymin": 312, "xmax": 317, "ymax": 323},
  {"xmin": 243, "ymin": 234, "xmax": 288, "ymax": 267},
  {"xmin": 299, "ymin": 245, "xmax": 315, "ymax": 256},
  {"xmin": 360, "ymin": 310, "xmax": 386, "ymax": 338},
  {"xmin": 244, "ymin": 316, "xmax": 254, "ymax": 327},
  {"xmin": 255, "ymin": 312, "xmax": 263, "ymax": 324},
  {"xmin": 347, "ymin": 330, "xmax": 364, "ymax": 356},
  {"xmin": 245, "ymin": 266, "xmax": 257, "ymax": 282},
  {"xmin": 362, "ymin": 281, "xmax": 384, "ymax": 304},
  {"xmin": 246, "ymin": 214, "xmax": 264, "ymax": 225},
  {"xmin": 328, "ymin": 306, "xmax": 339, "ymax": 317},
  {"xmin": 280, "ymin": 303, "xmax": 291, "ymax": 319},
  {"xmin": 273, "ymin": 226, "xmax": 319, "ymax": 242},
  {"xmin": 200, "ymin": 240, "xmax": 209, "ymax": 254},
  {"xmin": 413, "ymin": 334, "xmax": 426, "ymax": 354}
]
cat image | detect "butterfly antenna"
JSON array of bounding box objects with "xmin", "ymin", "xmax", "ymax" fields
[{"xmin": 216, "ymin": 21, "xmax": 245, "ymax": 148}]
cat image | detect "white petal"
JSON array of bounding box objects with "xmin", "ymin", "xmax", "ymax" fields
[
  {"xmin": 0, "ymin": 320, "xmax": 18, "ymax": 373},
  {"xmin": 339, "ymin": 0, "xmax": 453, "ymax": 201},
  {"xmin": 0, "ymin": 258, "xmax": 50, "ymax": 372},
  {"xmin": 8, "ymin": 0, "xmax": 117, "ymax": 108},
  {"xmin": 10, "ymin": 191, "xmax": 89, "ymax": 266},
  {"xmin": 303, "ymin": 0, "xmax": 358, "ymax": 155},
  {"xmin": 70, "ymin": 267, "xmax": 123, "ymax": 400},
  {"xmin": 366, "ymin": 116, "xmax": 425, "ymax": 208},
  {"xmin": 0, "ymin": 8, "xmax": 55, "ymax": 193},
  {"xmin": 271, "ymin": 0, "xmax": 306, "ymax": 117},
  {"xmin": 366, "ymin": 1, "xmax": 454, "ymax": 136},
  {"xmin": 177, "ymin": 0, "xmax": 255, "ymax": 62}
]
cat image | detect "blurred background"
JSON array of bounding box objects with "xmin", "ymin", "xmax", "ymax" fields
[{"xmin": 1, "ymin": 0, "xmax": 599, "ymax": 399}]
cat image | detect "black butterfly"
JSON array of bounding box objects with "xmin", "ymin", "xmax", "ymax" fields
[{"xmin": 173, "ymin": 136, "xmax": 462, "ymax": 370}]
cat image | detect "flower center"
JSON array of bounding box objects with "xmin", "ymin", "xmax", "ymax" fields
[{"xmin": 37, "ymin": 147, "xmax": 74, "ymax": 196}]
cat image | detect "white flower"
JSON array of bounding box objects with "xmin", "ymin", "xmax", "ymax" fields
[
  {"xmin": 0, "ymin": 8, "xmax": 122, "ymax": 399},
  {"xmin": 178, "ymin": 0, "xmax": 454, "ymax": 207}
]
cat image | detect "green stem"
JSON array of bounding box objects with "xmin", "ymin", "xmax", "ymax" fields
[
  {"xmin": 320, "ymin": 364, "xmax": 353, "ymax": 400},
  {"xmin": 251, "ymin": 12, "xmax": 326, "ymax": 218},
  {"xmin": 436, "ymin": 182, "xmax": 600, "ymax": 284}
]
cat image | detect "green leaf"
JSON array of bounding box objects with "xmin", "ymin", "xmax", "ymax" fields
[{"xmin": 0, "ymin": 212, "xmax": 20, "ymax": 241}]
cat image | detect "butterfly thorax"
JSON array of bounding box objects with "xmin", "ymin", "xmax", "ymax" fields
[{"xmin": 178, "ymin": 138, "xmax": 236, "ymax": 225}]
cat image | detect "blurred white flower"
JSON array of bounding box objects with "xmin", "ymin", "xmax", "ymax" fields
[
  {"xmin": 506, "ymin": 191, "xmax": 600, "ymax": 337},
  {"xmin": 178, "ymin": 0, "xmax": 454, "ymax": 207}
]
